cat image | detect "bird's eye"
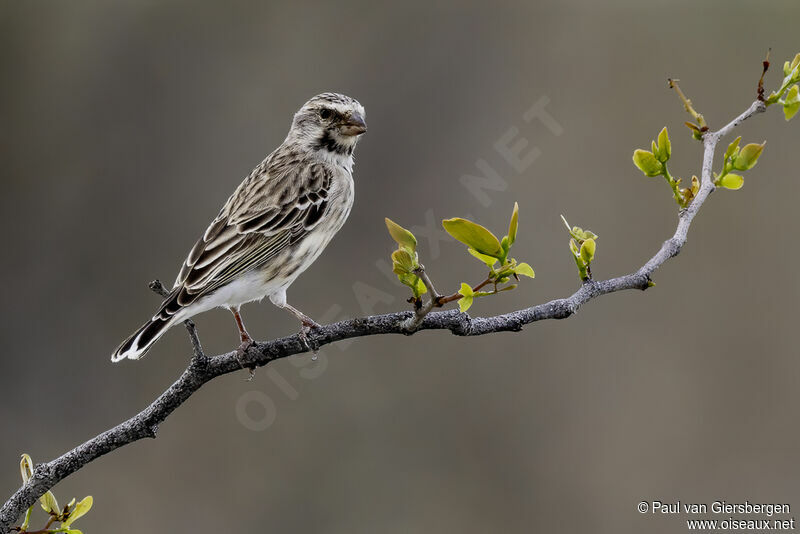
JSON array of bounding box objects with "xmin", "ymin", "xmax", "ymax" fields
[{"xmin": 319, "ymin": 108, "xmax": 332, "ymax": 120}]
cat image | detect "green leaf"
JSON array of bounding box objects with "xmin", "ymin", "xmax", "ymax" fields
[
  {"xmin": 20, "ymin": 506, "xmax": 33, "ymax": 531},
  {"xmin": 656, "ymin": 127, "xmax": 671, "ymax": 162},
  {"xmin": 499, "ymin": 236, "xmax": 510, "ymax": 263},
  {"xmin": 40, "ymin": 490, "xmax": 59, "ymax": 515},
  {"xmin": 560, "ymin": 215, "xmax": 597, "ymax": 242},
  {"xmin": 784, "ymin": 85, "xmax": 800, "ymax": 121},
  {"xmin": 442, "ymin": 218, "xmax": 503, "ymax": 258},
  {"xmin": 725, "ymin": 136, "xmax": 742, "ymax": 160},
  {"xmin": 398, "ymin": 273, "xmax": 427, "ymax": 297},
  {"xmin": 691, "ymin": 175, "xmax": 700, "ymax": 195},
  {"xmin": 63, "ymin": 496, "xmax": 93, "ymax": 527},
  {"xmin": 458, "ymin": 295, "xmax": 473, "ymax": 313},
  {"xmin": 684, "ymin": 121, "xmax": 701, "ymax": 133},
  {"xmin": 719, "ymin": 173, "xmax": 744, "ymax": 190},
  {"xmin": 384, "ymin": 218, "xmax": 417, "ymax": 252},
  {"xmin": 732, "ymin": 142, "xmax": 765, "ymax": 171},
  {"xmin": 391, "ymin": 249, "xmax": 415, "ymax": 274},
  {"xmin": 508, "ymin": 202, "xmax": 519, "ymax": 245},
  {"xmin": 65, "ymin": 530, "xmax": 84, "ymax": 534},
  {"xmin": 632, "ymin": 149, "xmax": 663, "ymax": 177},
  {"xmin": 788, "ymin": 53, "xmax": 800, "ymax": 81},
  {"xmin": 496, "ymin": 284, "xmax": 518, "ymax": 292},
  {"xmin": 580, "ymin": 238, "xmax": 596, "ymax": 264},
  {"xmin": 20, "ymin": 454, "xmax": 33, "ymax": 483},
  {"xmin": 514, "ymin": 262, "xmax": 535, "ymax": 278},
  {"xmin": 468, "ymin": 248, "xmax": 498, "ymax": 267},
  {"xmin": 459, "ymin": 282, "xmax": 474, "ymax": 297},
  {"xmin": 569, "ymin": 238, "xmax": 580, "ymax": 258}
]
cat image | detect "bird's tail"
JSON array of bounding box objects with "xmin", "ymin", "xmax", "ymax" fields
[{"xmin": 111, "ymin": 314, "xmax": 178, "ymax": 362}]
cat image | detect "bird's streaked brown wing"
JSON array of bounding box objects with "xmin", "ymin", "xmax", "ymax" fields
[{"xmin": 155, "ymin": 160, "xmax": 333, "ymax": 320}]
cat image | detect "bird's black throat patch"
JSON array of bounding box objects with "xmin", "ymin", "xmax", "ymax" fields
[{"xmin": 314, "ymin": 129, "xmax": 354, "ymax": 156}]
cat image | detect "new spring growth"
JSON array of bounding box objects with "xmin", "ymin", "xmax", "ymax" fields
[
  {"xmin": 385, "ymin": 203, "xmax": 534, "ymax": 315},
  {"xmin": 765, "ymin": 52, "xmax": 800, "ymax": 120},
  {"xmin": 668, "ymin": 79, "xmax": 708, "ymax": 140},
  {"xmin": 632, "ymin": 127, "xmax": 696, "ymax": 208},
  {"xmin": 442, "ymin": 203, "xmax": 534, "ymax": 312},
  {"xmin": 385, "ymin": 218, "xmax": 427, "ymax": 301},
  {"xmin": 561, "ymin": 215, "xmax": 597, "ymax": 282},
  {"xmin": 16, "ymin": 454, "xmax": 93, "ymax": 533},
  {"xmin": 713, "ymin": 136, "xmax": 766, "ymax": 191}
]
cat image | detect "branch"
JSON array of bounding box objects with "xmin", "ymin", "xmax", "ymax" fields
[{"xmin": 0, "ymin": 99, "xmax": 767, "ymax": 533}]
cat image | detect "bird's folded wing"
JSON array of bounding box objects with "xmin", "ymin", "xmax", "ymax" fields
[{"xmin": 156, "ymin": 162, "xmax": 332, "ymax": 319}]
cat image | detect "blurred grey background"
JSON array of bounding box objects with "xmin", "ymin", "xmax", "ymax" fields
[{"xmin": 2, "ymin": 1, "xmax": 799, "ymax": 532}]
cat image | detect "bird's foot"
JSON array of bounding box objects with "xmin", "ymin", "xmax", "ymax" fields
[
  {"xmin": 300, "ymin": 314, "xmax": 321, "ymax": 330},
  {"xmin": 235, "ymin": 336, "xmax": 256, "ymax": 381},
  {"xmin": 297, "ymin": 321, "xmax": 320, "ymax": 355}
]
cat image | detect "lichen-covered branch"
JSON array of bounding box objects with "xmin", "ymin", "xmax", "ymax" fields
[{"xmin": 0, "ymin": 99, "xmax": 768, "ymax": 533}]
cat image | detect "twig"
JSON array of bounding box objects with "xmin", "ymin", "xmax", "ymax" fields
[
  {"xmin": 400, "ymin": 266, "xmax": 442, "ymax": 330},
  {"xmin": 668, "ymin": 78, "xmax": 708, "ymax": 130},
  {"xmin": 437, "ymin": 277, "xmax": 492, "ymax": 306},
  {"xmin": 148, "ymin": 280, "xmax": 206, "ymax": 362},
  {"xmin": 0, "ymin": 98, "xmax": 768, "ymax": 534}
]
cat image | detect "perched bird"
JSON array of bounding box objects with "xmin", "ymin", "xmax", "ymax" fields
[{"xmin": 112, "ymin": 93, "xmax": 366, "ymax": 362}]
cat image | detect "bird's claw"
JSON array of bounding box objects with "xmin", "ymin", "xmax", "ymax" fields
[
  {"xmin": 298, "ymin": 323, "xmax": 320, "ymax": 354},
  {"xmin": 235, "ymin": 338, "xmax": 256, "ymax": 380}
]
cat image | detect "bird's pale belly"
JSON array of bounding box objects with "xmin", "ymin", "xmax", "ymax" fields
[{"xmin": 175, "ymin": 191, "xmax": 352, "ymax": 322}]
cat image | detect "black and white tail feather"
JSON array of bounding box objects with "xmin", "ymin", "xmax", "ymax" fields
[{"xmin": 111, "ymin": 295, "xmax": 180, "ymax": 361}]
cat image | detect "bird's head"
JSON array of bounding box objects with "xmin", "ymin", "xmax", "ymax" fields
[{"xmin": 288, "ymin": 93, "xmax": 367, "ymax": 159}]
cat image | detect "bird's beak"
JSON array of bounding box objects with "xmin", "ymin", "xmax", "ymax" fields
[{"xmin": 339, "ymin": 112, "xmax": 367, "ymax": 136}]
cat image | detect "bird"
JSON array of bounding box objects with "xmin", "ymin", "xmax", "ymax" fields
[{"xmin": 111, "ymin": 92, "xmax": 367, "ymax": 362}]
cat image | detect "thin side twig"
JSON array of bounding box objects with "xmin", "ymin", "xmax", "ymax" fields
[{"xmin": 148, "ymin": 279, "xmax": 206, "ymax": 362}]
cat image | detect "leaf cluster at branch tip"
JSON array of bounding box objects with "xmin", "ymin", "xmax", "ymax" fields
[
  {"xmin": 766, "ymin": 52, "xmax": 800, "ymax": 120},
  {"xmin": 385, "ymin": 218, "xmax": 427, "ymax": 299},
  {"xmin": 561, "ymin": 215, "xmax": 598, "ymax": 282}
]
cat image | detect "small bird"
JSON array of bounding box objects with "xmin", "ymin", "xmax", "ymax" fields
[{"xmin": 112, "ymin": 93, "xmax": 366, "ymax": 362}]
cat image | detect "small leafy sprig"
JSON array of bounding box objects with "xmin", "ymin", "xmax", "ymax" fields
[
  {"xmin": 632, "ymin": 123, "xmax": 766, "ymax": 203},
  {"xmin": 632, "ymin": 127, "xmax": 694, "ymax": 208},
  {"xmin": 386, "ymin": 203, "xmax": 534, "ymax": 322},
  {"xmin": 765, "ymin": 52, "xmax": 800, "ymax": 120},
  {"xmin": 631, "ymin": 51, "xmax": 797, "ymax": 208},
  {"xmin": 15, "ymin": 455, "xmax": 93, "ymax": 534},
  {"xmin": 441, "ymin": 203, "xmax": 535, "ymax": 311},
  {"xmin": 668, "ymin": 78, "xmax": 708, "ymax": 139},
  {"xmin": 385, "ymin": 218, "xmax": 427, "ymax": 300},
  {"xmin": 561, "ymin": 216, "xmax": 597, "ymax": 281},
  {"xmin": 714, "ymin": 136, "xmax": 765, "ymax": 190}
]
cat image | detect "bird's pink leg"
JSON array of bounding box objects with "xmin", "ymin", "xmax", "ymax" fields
[
  {"xmin": 229, "ymin": 306, "xmax": 253, "ymax": 345},
  {"xmin": 229, "ymin": 307, "xmax": 256, "ymax": 379},
  {"xmin": 280, "ymin": 303, "xmax": 321, "ymax": 329}
]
